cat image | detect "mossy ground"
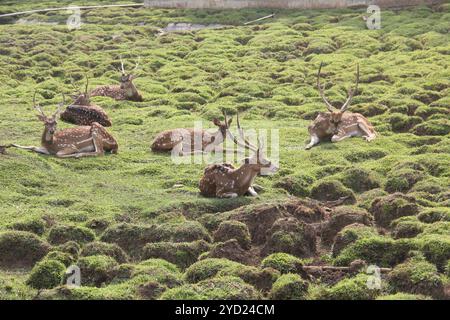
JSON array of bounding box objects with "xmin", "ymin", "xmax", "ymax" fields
[{"xmin": 0, "ymin": 1, "xmax": 449, "ymax": 300}]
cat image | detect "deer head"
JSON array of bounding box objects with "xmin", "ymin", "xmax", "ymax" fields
[
  {"xmin": 71, "ymin": 76, "xmax": 90, "ymax": 105},
  {"xmin": 317, "ymin": 62, "xmax": 359, "ymax": 125},
  {"xmin": 118, "ymin": 56, "xmax": 140, "ymax": 90},
  {"xmin": 228, "ymin": 111, "xmax": 278, "ymax": 174},
  {"xmin": 212, "ymin": 110, "xmax": 233, "ymax": 139},
  {"xmin": 34, "ymin": 92, "xmax": 64, "ymax": 141}
]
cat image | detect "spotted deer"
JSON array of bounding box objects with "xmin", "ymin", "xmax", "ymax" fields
[
  {"xmin": 305, "ymin": 63, "xmax": 376, "ymax": 150},
  {"xmin": 11, "ymin": 93, "xmax": 118, "ymax": 158},
  {"xmin": 89, "ymin": 57, "xmax": 143, "ymax": 102},
  {"xmin": 151, "ymin": 111, "xmax": 234, "ymax": 156},
  {"xmin": 199, "ymin": 113, "xmax": 278, "ymax": 198},
  {"xmin": 61, "ymin": 76, "xmax": 112, "ymax": 127}
]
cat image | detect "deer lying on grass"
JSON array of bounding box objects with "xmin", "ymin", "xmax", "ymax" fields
[
  {"xmin": 11, "ymin": 93, "xmax": 118, "ymax": 158},
  {"xmin": 61, "ymin": 76, "xmax": 112, "ymax": 127},
  {"xmin": 305, "ymin": 63, "xmax": 376, "ymax": 150},
  {"xmin": 151, "ymin": 111, "xmax": 234, "ymax": 156},
  {"xmin": 199, "ymin": 114, "xmax": 278, "ymax": 198},
  {"xmin": 89, "ymin": 57, "xmax": 143, "ymax": 102}
]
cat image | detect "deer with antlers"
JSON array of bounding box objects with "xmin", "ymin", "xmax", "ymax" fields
[
  {"xmin": 89, "ymin": 57, "xmax": 143, "ymax": 102},
  {"xmin": 11, "ymin": 93, "xmax": 118, "ymax": 158},
  {"xmin": 61, "ymin": 76, "xmax": 112, "ymax": 127},
  {"xmin": 305, "ymin": 63, "xmax": 376, "ymax": 150},
  {"xmin": 199, "ymin": 113, "xmax": 278, "ymax": 198},
  {"xmin": 151, "ymin": 111, "xmax": 234, "ymax": 156}
]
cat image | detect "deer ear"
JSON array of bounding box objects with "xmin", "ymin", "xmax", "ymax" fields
[
  {"xmin": 212, "ymin": 118, "xmax": 221, "ymax": 126},
  {"xmin": 36, "ymin": 115, "xmax": 46, "ymax": 121}
]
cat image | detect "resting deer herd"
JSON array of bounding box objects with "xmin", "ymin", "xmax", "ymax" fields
[{"xmin": 2, "ymin": 60, "xmax": 376, "ymax": 198}]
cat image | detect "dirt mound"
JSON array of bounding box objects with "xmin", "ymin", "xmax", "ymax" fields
[
  {"xmin": 370, "ymin": 193, "xmax": 419, "ymax": 228},
  {"xmin": 206, "ymin": 239, "xmax": 255, "ymax": 265},
  {"xmin": 213, "ymin": 220, "xmax": 251, "ymax": 250},
  {"xmin": 0, "ymin": 231, "xmax": 50, "ymax": 269},
  {"xmin": 321, "ymin": 207, "xmax": 373, "ymax": 245},
  {"xmin": 262, "ymin": 217, "xmax": 316, "ymax": 258}
]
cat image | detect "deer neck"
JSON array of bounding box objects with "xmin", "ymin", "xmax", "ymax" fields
[
  {"xmin": 233, "ymin": 164, "xmax": 258, "ymax": 190},
  {"xmin": 125, "ymin": 82, "xmax": 139, "ymax": 98},
  {"xmin": 41, "ymin": 127, "xmax": 54, "ymax": 146}
]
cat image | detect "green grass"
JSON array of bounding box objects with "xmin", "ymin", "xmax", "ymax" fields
[{"xmin": 0, "ymin": 1, "xmax": 449, "ymax": 299}]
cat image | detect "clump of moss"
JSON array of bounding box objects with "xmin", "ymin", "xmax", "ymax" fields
[
  {"xmin": 0, "ymin": 231, "xmax": 50, "ymax": 268},
  {"xmin": 389, "ymin": 113, "xmax": 422, "ymax": 132},
  {"xmin": 370, "ymin": 193, "xmax": 419, "ymax": 228},
  {"xmin": 155, "ymin": 221, "xmax": 212, "ymax": 243},
  {"xmin": 7, "ymin": 218, "xmax": 46, "ymax": 236},
  {"xmin": 213, "ymin": 220, "xmax": 251, "ymax": 250},
  {"xmin": 161, "ymin": 276, "xmax": 261, "ymax": 300},
  {"xmin": 218, "ymin": 265, "xmax": 279, "ymax": 292},
  {"xmin": 418, "ymin": 207, "xmax": 450, "ymax": 223},
  {"xmin": 412, "ymin": 119, "xmax": 450, "ymax": 136},
  {"xmin": 262, "ymin": 217, "xmax": 316, "ymax": 258},
  {"xmin": 43, "ymin": 251, "xmax": 75, "ymax": 267},
  {"xmin": 388, "ymin": 256, "xmax": 444, "ymax": 298},
  {"xmin": 391, "ymin": 218, "xmax": 424, "ymax": 239},
  {"xmin": 48, "ymin": 224, "xmax": 95, "ymax": 245},
  {"xmin": 376, "ymin": 293, "xmax": 432, "ymax": 300},
  {"xmin": 261, "ymin": 253, "xmax": 304, "ymax": 274},
  {"xmin": 310, "ymin": 180, "xmax": 356, "ymax": 204},
  {"xmin": 334, "ymin": 236, "xmax": 416, "ymax": 267},
  {"xmin": 417, "ymin": 235, "xmax": 450, "ymax": 271},
  {"xmin": 184, "ymin": 258, "xmax": 242, "ymax": 283},
  {"xmin": 100, "ymin": 223, "xmax": 157, "ymax": 258},
  {"xmin": 55, "ymin": 241, "xmax": 81, "ymax": 258},
  {"xmin": 320, "ymin": 273, "xmax": 381, "ymax": 300},
  {"xmin": 322, "ymin": 206, "xmax": 373, "ymax": 244},
  {"xmin": 385, "ymin": 169, "xmax": 425, "ymax": 193},
  {"xmin": 26, "ymin": 259, "xmax": 66, "ymax": 290},
  {"xmin": 131, "ymin": 259, "xmax": 183, "ymax": 288},
  {"xmin": 340, "ymin": 167, "xmax": 380, "ymax": 193},
  {"xmin": 81, "ymin": 241, "xmax": 129, "ymax": 264},
  {"xmin": 273, "ymin": 174, "xmax": 314, "ymax": 197},
  {"xmin": 142, "ymin": 240, "xmax": 210, "ymax": 269},
  {"xmin": 270, "ymin": 273, "xmax": 308, "ymax": 300},
  {"xmin": 77, "ymin": 255, "xmax": 118, "ymax": 287},
  {"xmin": 332, "ymin": 224, "xmax": 378, "ymax": 257}
]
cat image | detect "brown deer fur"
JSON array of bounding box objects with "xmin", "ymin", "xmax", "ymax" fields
[
  {"xmin": 89, "ymin": 58, "xmax": 142, "ymax": 102},
  {"xmin": 61, "ymin": 77, "xmax": 112, "ymax": 127},
  {"xmin": 11, "ymin": 93, "xmax": 118, "ymax": 158},
  {"xmin": 199, "ymin": 113, "xmax": 278, "ymax": 198},
  {"xmin": 305, "ymin": 63, "xmax": 376, "ymax": 150}
]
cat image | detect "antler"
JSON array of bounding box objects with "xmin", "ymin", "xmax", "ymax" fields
[
  {"xmin": 340, "ymin": 63, "xmax": 359, "ymax": 112},
  {"xmin": 33, "ymin": 91, "xmax": 47, "ymax": 117},
  {"xmin": 84, "ymin": 75, "xmax": 89, "ymax": 96},
  {"xmin": 132, "ymin": 56, "xmax": 141, "ymax": 75},
  {"xmin": 224, "ymin": 110, "xmax": 257, "ymax": 152},
  {"xmin": 237, "ymin": 111, "xmax": 258, "ymax": 151},
  {"xmin": 120, "ymin": 55, "xmax": 125, "ymax": 74},
  {"xmin": 52, "ymin": 93, "xmax": 65, "ymax": 119},
  {"xmin": 317, "ymin": 62, "xmax": 335, "ymax": 112}
]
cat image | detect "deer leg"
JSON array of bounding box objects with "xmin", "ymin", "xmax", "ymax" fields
[
  {"xmin": 10, "ymin": 144, "xmax": 50, "ymax": 155},
  {"xmin": 331, "ymin": 133, "xmax": 352, "ymax": 143},
  {"xmin": 305, "ymin": 134, "xmax": 320, "ymax": 150},
  {"xmin": 56, "ymin": 133, "xmax": 104, "ymax": 158},
  {"xmin": 217, "ymin": 192, "xmax": 239, "ymax": 199},
  {"xmin": 247, "ymin": 186, "xmax": 258, "ymax": 197},
  {"xmin": 357, "ymin": 121, "xmax": 376, "ymax": 142}
]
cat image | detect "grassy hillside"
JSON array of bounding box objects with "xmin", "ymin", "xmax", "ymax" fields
[{"xmin": 0, "ymin": 2, "xmax": 449, "ymax": 300}]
